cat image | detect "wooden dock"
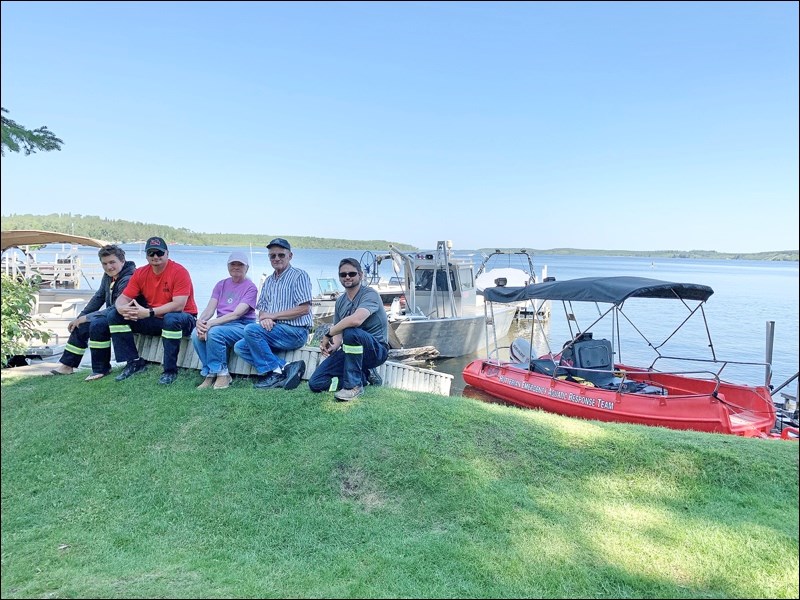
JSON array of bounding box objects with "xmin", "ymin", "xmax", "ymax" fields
[{"xmin": 134, "ymin": 335, "xmax": 453, "ymax": 396}]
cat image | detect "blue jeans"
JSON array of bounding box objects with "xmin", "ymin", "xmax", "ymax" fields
[
  {"xmin": 233, "ymin": 322, "xmax": 308, "ymax": 375},
  {"xmin": 308, "ymin": 328, "xmax": 388, "ymax": 392},
  {"xmin": 191, "ymin": 318, "xmax": 252, "ymax": 377},
  {"xmin": 108, "ymin": 309, "xmax": 197, "ymax": 374},
  {"xmin": 59, "ymin": 314, "xmax": 113, "ymax": 374}
]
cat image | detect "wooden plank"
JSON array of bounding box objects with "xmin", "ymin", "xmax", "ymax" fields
[{"xmin": 132, "ymin": 334, "xmax": 452, "ymax": 395}]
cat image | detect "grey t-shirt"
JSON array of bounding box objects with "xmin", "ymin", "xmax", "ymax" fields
[{"xmin": 333, "ymin": 284, "xmax": 388, "ymax": 345}]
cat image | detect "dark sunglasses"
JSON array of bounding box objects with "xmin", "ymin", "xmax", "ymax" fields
[
  {"xmin": 339, "ymin": 271, "xmax": 359, "ymax": 278},
  {"xmin": 269, "ymin": 252, "xmax": 287, "ymax": 259},
  {"xmin": 147, "ymin": 250, "xmax": 165, "ymax": 257}
]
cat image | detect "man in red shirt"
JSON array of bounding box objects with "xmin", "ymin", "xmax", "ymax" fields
[{"xmin": 108, "ymin": 236, "xmax": 197, "ymax": 385}]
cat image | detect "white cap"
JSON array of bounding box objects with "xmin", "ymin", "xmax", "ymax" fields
[{"xmin": 227, "ymin": 251, "xmax": 249, "ymax": 266}]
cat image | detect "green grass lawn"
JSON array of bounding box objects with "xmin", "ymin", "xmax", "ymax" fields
[{"xmin": 2, "ymin": 366, "xmax": 798, "ymax": 599}]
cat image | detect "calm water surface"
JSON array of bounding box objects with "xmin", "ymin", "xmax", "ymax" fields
[{"xmin": 43, "ymin": 244, "xmax": 799, "ymax": 397}]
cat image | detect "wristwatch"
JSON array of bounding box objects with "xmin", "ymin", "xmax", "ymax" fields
[
  {"xmin": 149, "ymin": 308, "xmax": 156, "ymax": 318},
  {"xmin": 324, "ymin": 332, "xmax": 334, "ymax": 339}
]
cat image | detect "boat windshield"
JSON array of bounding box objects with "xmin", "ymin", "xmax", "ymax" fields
[
  {"xmin": 317, "ymin": 278, "xmax": 339, "ymax": 295},
  {"xmin": 415, "ymin": 268, "xmax": 456, "ymax": 292}
]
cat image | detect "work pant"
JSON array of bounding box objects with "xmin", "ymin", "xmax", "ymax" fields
[
  {"xmin": 233, "ymin": 322, "xmax": 308, "ymax": 375},
  {"xmin": 108, "ymin": 310, "xmax": 196, "ymax": 374},
  {"xmin": 308, "ymin": 328, "xmax": 388, "ymax": 392},
  {"xmin": 58, "ymin": 314, "xmax": 113, "ymax": 375},
  {"xmin": 191, "ymin": 318, "xmax": 253, "ymax": 377}
]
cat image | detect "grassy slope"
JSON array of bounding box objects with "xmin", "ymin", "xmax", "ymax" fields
[{"xmin": 1, "ymin": 368, "xmax": 798, "ymax": 599}]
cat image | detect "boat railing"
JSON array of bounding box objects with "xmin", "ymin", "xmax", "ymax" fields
[
  {"xmin": 2, "ymin": 253, "xmax": 104, "ymax": 289},
  {"xmin": 372, "ymin": 277, "xmax": 405, "ymax": 289},
  {"xmin": 651, "ymin": 355, "xmax": 773, "ymax": 386},
  {"xmin": 485, "ymin": 344, "xmax": 513, "ymax": 363},
  {"xmin": 484, "ymin": 355, "xmax": 725, "ymax": 398},
  {"xmin": 388, "ymin": 311, "xmax": 430, "ymax": 323},
  {"xmin": 550, "ymin": 364, "xmax": 724, "ymax": 397}
]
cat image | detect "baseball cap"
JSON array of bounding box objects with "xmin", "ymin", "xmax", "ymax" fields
[
  {"xmin": 145, "ymin": 236, "xmax": 168, "ymax": 252},
  {"xmin": 267, "ymin": 238, "xmax": 291, "ymax": 251},
  {"xmin": 227, "ymin": 251, "xmax": 249, "ymax": 266}
]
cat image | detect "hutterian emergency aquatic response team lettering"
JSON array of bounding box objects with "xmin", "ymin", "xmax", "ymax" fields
[{"xmin": 497, "ymin": 374, "xmax": 616, "ymax": 411}]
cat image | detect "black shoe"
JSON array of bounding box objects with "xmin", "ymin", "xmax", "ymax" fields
[
  {"xmin": 280, "ymin": 360, "xmax": 306, "ymax": 390},
  {"xmin": 367, "ymin": 368, "xmax": 382, "ymax": 387},
  {"xmin": 254, "ymin": 372, "xmax": 284, "ymax": 389},
  {"xmin": 159, "ymin": 372, "xmax": 178, "ymax": 385},
  {"xmin": 115, "ymin": 358, "xmax": 147, "ymax": 381}
]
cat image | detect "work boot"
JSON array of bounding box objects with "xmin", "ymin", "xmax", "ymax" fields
[
  {"xmin": 280, "ymin": 360, "xmax": 306, "ymax": 390},
  {"xmin": 159, "ymin": 372, "xmax": 178, "ymax": 385},
  {"xmin": 367, "ymin": 368, "xmax": 382, "ymax": 387},
  {"xmin": 254, "ymin": 372, "xmax": 284, "ymax": 389},
  {"xmin": 334, "ymin": 386, "xmax": 364, "ymax": 402},
  {"xmin": 115, "ymin": 358, "xmax": 147, "ymax": 381}
]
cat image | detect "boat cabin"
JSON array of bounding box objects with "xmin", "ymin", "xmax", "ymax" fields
[{"xmin": 392, "ymin": 241, "xmax": 477, "ymax": 319}]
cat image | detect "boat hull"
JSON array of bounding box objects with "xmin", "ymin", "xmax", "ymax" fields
[
  {"xmin": 311, "ymin": 296, "xmax": 336, "ymax": 324},
  {"xmin": 389, "ymin": 304, "xmax": 516, "ymax": 358},
  {"xmin": 462, "ymin": 360, "xmax": 776, "ymax": 437},
  {"xmin": 24, "ymin": 289, "xmax": 96, "ymax": 357}
]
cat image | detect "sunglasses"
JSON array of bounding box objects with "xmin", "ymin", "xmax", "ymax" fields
[
  {"xmin": 147, "ymin": 250, "xmax": 165, "ymax": 257},
  {"xmin": 269, "ymin": 252, "xmax": 287, "ymax": 259},
  {"xmin": 339, "ymin": 271, "xmax": 359, "ymax": 278}
]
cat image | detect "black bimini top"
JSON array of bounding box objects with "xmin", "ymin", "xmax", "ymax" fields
[{"xmin": 483, "ymin": 276, "xmax": 714, "ymax": 305}]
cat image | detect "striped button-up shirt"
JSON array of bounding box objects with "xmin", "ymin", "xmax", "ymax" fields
[{"xmin": 257, "ymin": 265, "xmax": 313, "ymax": 328}]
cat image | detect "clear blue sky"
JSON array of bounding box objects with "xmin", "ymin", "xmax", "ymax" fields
[{"xmin": 2, "ymin": 1, "xmax": 797, "ymax": 252}]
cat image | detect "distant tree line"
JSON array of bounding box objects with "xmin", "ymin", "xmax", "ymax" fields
[
  {"xmin": 1, "ymin": 214, "xmax": 796, "ymax": 260},
  {"xmin": 0, "ymin": 214, "xmax": 417, "ymax": 251},
  {"xmin": 480, "ymin": 247, "xmax": 798, "ymax": 262}
]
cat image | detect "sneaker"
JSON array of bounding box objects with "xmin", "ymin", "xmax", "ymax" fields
[
  {"xmin": 279, "ymin": 360, "xmax": 306, "ymax": 390},
  {"xmin": 367, "ymin": 368, "xmax": 382, "ymax": 387},
  {"xmin": 213, "ymin": 374, "xmax": 232, "ymax": 390},
  {"xmin": 197, "ymin": 376, "xmax": 216, "ymax": 389},
  {"xmin": 334, "ymin": 386, "xmax": 363, "ymax": 402},
  {"xmin": 254, "ymin": 372, "xmax": 284, "ymax": 389},
  {"xmin": 159, "ymin": 372, "xmax": 178, "ymax": 385},
  {"xmin": 115, "ymin": 358, "xmax": 147, "ymax": 381}
]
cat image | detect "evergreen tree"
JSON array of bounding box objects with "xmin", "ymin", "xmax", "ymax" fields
[{"xmin": 1, "ymin": 107, "xmax": 63, "ymax": 156}]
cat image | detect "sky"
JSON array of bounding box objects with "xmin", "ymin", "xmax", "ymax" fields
[{"xmin": 1, "ymin": 1, "xmax": 797, "ymax": 252}]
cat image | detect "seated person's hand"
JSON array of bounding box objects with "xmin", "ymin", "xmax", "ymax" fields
[
  {"xmin": 121, "ymin": 299, "xmax": 144, "ymax": 320},
  {"xmin": 320, "ymin": 336, "xmax": 335, "ymax": 357}
]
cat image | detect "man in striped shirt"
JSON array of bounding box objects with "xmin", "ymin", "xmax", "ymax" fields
[{"xmin": 233, "ymin": 238, "xmax": 311, "ymax": 390}]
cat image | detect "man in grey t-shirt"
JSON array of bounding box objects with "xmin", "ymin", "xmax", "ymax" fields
[{"xmin": 308, "ymin": 257, "xmax": 389, "ymax": 401}]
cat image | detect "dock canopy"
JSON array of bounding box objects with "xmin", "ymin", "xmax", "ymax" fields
[
  {"xmin": 483, "ymin": 276, "xmax": 714, "ymax": 305},
  {"xmin": 1, "ymin": 230, "xmax": 108, "ymax": 252}
]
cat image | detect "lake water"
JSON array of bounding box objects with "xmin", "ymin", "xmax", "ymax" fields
[{"xmin": 33, "ymin": 243, "xmax": 800, "ymax": 398}]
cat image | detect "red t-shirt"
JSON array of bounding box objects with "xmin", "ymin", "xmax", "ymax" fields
[{"xmin": 124, "ymin": 259, "xmax": 197, "ymax": 315}]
